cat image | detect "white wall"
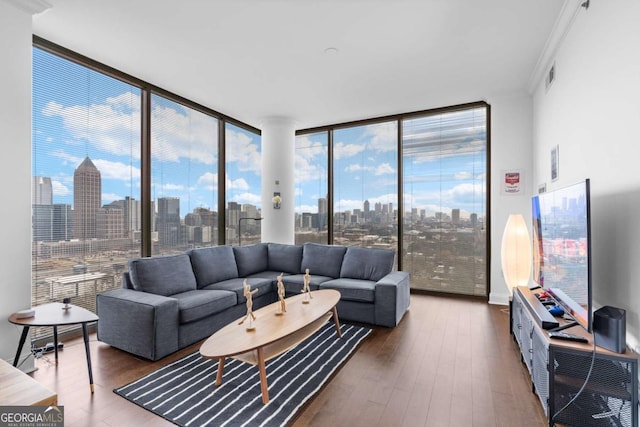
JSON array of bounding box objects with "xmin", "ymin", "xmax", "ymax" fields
[
  {"xmin": 0, "ymin": 1, "xmax": 37, "ymax": 369},
  {"xmin": 487, "ymin": 94, "xmax": 534, "ymax": 305},
  {"xmin": 532, "ymin": 0, "xmax": 640, "ymax": 351}
]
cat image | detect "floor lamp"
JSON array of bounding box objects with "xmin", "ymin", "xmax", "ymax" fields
[
  {"xmin": 238, "ymin": 217, "xmax": 263, "ymax": 246},
  {"xmin": 501, "ymin": 214, "xmax": 531, "ymax": 330}
]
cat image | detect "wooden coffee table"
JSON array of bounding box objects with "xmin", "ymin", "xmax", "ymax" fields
[{"xmin": 200, "ymin": 289, "xmax": 342, "ymax": 404}]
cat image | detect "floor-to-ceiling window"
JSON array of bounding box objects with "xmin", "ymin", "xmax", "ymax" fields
[
  {"xmin": 225, "ymin": 122, "xmax": 262, "ymax": 245},
  {"xmin": 402, "ymin": 107, "xmax": 488, "ymax": 295},
  {"xmin": 31, "ymin": 39, "xmax": 260, "ymax": 344},
  {"xmin": 295, "ymin": 103, "xmax": 489, "ymax": 296},
  {"xmin": 32, "ymin": 47, "xmax": 141, "ymax": 339},
  {"xmin": 294, "ymin": 131, "xmax": 329, "ymax": 244},
  {"xmin": 150, "ymin": 95, "xmax": 219, "ymax": 255},
  {"xmin": 333, "ymin": 122, "xmax": 398, "ymax": 251}
]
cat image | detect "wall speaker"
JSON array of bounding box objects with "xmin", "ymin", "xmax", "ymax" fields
[{"xmin": 593, "ymin": 306, "xmax": 626, "ymax": 353}]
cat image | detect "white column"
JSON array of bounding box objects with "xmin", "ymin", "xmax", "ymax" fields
[
  {"xmin": 260, "ymin": 117, "xmax": 296, "ymax": 244},
  {"xmin": 0, "ymin": 0, "xmax": 51, "ymax": 370}
]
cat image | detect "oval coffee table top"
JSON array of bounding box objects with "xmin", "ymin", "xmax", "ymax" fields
[{"xmin": 200, "ymin": 289, "xmax": 340, "ymax": 359}]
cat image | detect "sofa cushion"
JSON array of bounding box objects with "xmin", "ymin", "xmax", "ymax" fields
[
  {"xmin": 267, "ymin": 243, "xmax": 303, "ymax": 274},
  {"xmin": 340, "ymin": 246, "xmax": 395, "ymax": 281},
  {"xmin": 233, "ymin": 244, "xmax": 268, "ymax": 277},
  {"xmin": 172, "ymin": 289, "xmax": 237, "ymax": 324},
  {"xmin": 320, "ymin": 278, "xmax": 376, "ymax": 303},
  {"xmin": 128, "ymin": 254, "xmax": 196, "ymax": 296},
  {"xmin": 188, "ymin": 246, "xmax": 238, "ymax": 288},
  {"xmin": 203, "ymin": 277, "xmax": 274, "ymax": 303},
  {"xmin": 301, "ymin": 243, "xmax": 347, "ymax": 278}
]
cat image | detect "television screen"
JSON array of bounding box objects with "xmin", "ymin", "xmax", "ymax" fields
[{"xmin": 532, "ymin": 179, "xmax": 592, "ymax": 331}]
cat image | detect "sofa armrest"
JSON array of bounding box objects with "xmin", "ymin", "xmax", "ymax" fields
[
  {"xmin": 97, "ymin": 288, "xmax": 179, "ymax": 361},
  {"xmin": 374, "ymin": 271, "xmax": 410, "ymax": 327}
]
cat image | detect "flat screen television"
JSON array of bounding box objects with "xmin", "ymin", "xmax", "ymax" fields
[{"xmin": 531, "ymin": 179, "xmax": 592, "ymax": 332}]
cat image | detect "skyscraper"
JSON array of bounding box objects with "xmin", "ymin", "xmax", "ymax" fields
[
  {"xmin": 452, "ymin": 208, "xmax": 460, "ymax": 225},
  {"xmin": 317, "ymin": 197, "xmax": 328, "ymax": 230},
  {"xmin": 157, "ymin": 197, "xmax": 181, "ymax": 247},
  {"xmin": 73, "ymin": 157, "xmax": 101, "ymax": 240},
  {"xmin": 32, "ymin": 176, "xmax": 52, "ymax": 205}
]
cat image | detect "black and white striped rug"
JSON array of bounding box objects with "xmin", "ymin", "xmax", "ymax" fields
[{"xmin": 114, "ymin": 323, "xmax": 371, "ymax": 427}]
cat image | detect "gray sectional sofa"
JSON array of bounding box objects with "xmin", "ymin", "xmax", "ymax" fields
[{"xmin": 96, "ymin": 242, "xmax": 410, "ymax": 361}]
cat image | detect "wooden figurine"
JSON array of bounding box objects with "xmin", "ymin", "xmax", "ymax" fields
[
  {"xmin": 302, "ymin": 268, "xmax": 313, "ymax": 304},
  {"xmin": 238, "ymin": 280, "xmax": 259, "ymax": 330},
  {"xmin": 276, "ymin": 273, "xmax": 286, "ymax": 315}
]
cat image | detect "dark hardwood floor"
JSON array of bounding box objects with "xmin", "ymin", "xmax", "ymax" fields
[{"xmin": 27, "ymin": 293, "xmax": 547, "ymax": 427}]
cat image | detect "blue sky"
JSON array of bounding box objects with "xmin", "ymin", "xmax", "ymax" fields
[{"xmin": 33, "ymin": 47, "xmax": 486, "ymax": 220}]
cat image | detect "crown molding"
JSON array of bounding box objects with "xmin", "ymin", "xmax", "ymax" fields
[
  {"xmin": 527, "ymin": 0, "xmax": 584, "ymax": 94},
  {"xmin": 1, "ymin": 0, "xmax": 51, "ymax": 15}
]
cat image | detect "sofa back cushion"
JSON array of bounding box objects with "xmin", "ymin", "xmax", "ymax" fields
[
  {"xmin": 340, "ymin": 246, "xmax": 395, "ymax": 281},
  {"xmin": 233, "ymin": 244, "xmax": 268, "ymax": 277},
  {"xmin": 301, "ymin": 243, "xmax": 347, "ymax": 278},
  {"xmin": 268, "ymin": 243, "xmax": 303, "ymax": 274},
  {"xmin": 128, "ymin": 254, "xmax": 197, "ymax": 296},
  {"xmin": 188, "ymin": 246, "xmax": 238, "ymax": 288}
]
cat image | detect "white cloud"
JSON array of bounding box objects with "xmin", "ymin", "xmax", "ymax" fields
[
  {"xmin": 51, "ymin": 180, "xmax": 71, "ymax": 197},
  {"xmin": 454, "ymin": 171, "xmax": 472, "ymax": 180},
  {"xmin": 345, "ymin": 164, "xmax": 368, "ymax": 173},
  {"xmin": 294, "ymin": 137, "xmax": 327, "ymax": 183},
  {"xmin": 102, "ymin": 193, "xmax": 122, "ymax": 203},
  {"xmin": 364, "ymin": 122, "xmax": 397, "ymax": 152},
  {"xmin": 343, "ymin": 162, "xmax": 395, "ymax": 176},
  {"xmin": 296, "ymin": 135, "xmax": 326, "ymax": 159},
  {"xmin": 375, "ymin": 163, "xmax": 395, "ymax": 176},
  {"xmin": 42, "ymin": 91, "xmax": 221, "ymax": 166},
  {"xmin": 230, "ymin": 192, "xmax": 261, "ymax": 205},
  {"xmin": 333, "ymin": 142, "xmax": 365, "ymax": 160},
  {"xmin": 163, "ymin": 183, "xmax": 185, "ymax": 191},
  {"xmin": 197, "ymin": 172, "xmax": 218, "ymax": 190},
  {"xmin": 226, "ymin": 128, "xmax": 260, "ymax": 174},
  {"xmin": 43, "ymin": 92, "xmax": 142, "ymax": 159},
  {"xmin": 151, "ymin": 103, "xmax": 217, "ymax": 165},
  {"xmin": 227, "ymin": 177, "xmax": 250, "ymax": 190},
  {"xmin": 93, "ymin": 158, "xmax": 141, "ymax": 181}
]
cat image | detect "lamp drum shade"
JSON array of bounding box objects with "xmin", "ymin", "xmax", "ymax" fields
[{"xmin": 501, "ymin": 214, "xmax": 532, "ymax": 292}]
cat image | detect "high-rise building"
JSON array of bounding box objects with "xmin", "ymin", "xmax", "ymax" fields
[
  {"xmin": 227, "ymin": 202, "xmax": 241, "ymax": 229},
  {"xmin": 108, "ymin": 197, "xmax": 140, "ymax": 238},
  {"xmin": 157, "ymin": 197, "xmax": 181, "ymax": 247},
  {"xmin": 317, "ymin": 197, "xmax": 328, "ymax": 230},
  {"xmin": 452, "ymin": 208, "xmax": 460, "ymax": 224},
  {"xmin": 32, "ymin": 176, "xmax": 52, "ymax": 205},
  {"xmin": 242, "ymin": 203, "xmax": 259, "ymax": 220},
  {"xmin": 96, "ymin": 206, "xmax": 124, "ymax": 239},
  {"xmin": 470, "ymin": 213, "xmax": 478, "ymax": 228},
  {"xmin": 73, "ymin": 157, "xmax": 101, "ymax": 240},
  {"xmin": 363, "ymin": 199, "xmax": 370, "ymax": 220}
]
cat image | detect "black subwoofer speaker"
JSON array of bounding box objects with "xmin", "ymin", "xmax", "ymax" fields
[{"xmin": 593, "ymin": 306, "xmax": 626, "ymax": 353}]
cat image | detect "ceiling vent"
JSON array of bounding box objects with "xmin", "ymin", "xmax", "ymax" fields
[{"xmin": 545, "ymin": 62, "xmax": 556, "ymax": 92}]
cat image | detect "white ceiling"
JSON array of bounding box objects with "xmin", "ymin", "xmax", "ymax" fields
[{"xmin": 32, "ymin": 0, "xmax": 565, "ymax": 130}]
